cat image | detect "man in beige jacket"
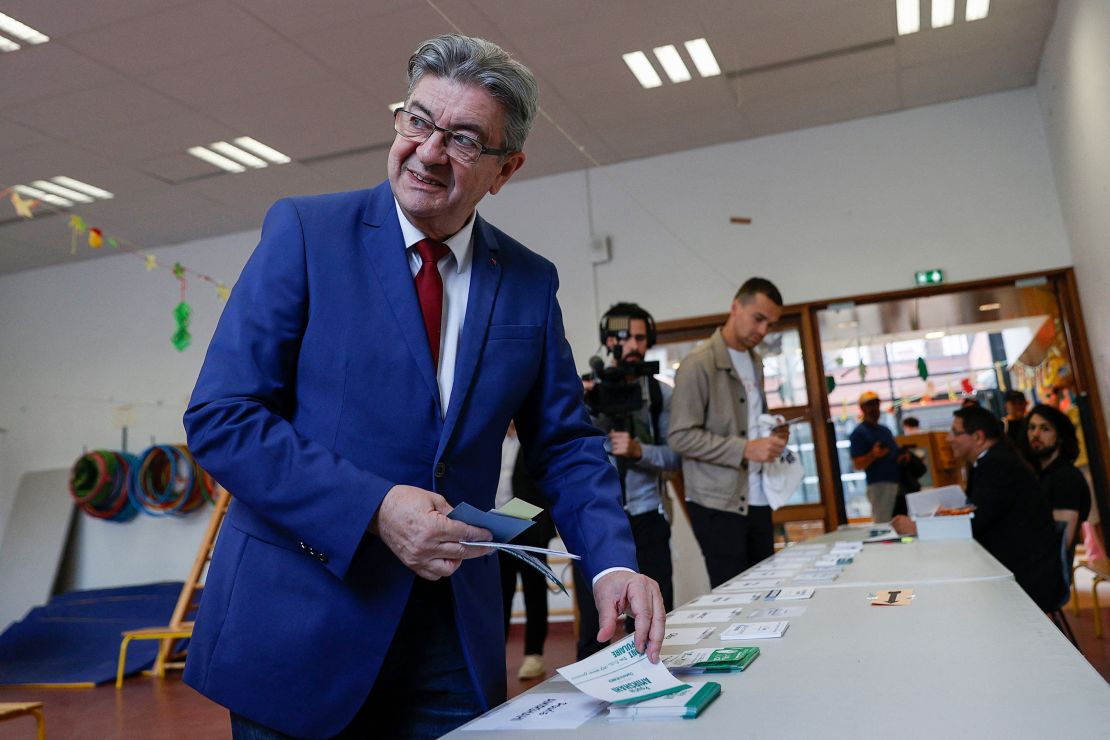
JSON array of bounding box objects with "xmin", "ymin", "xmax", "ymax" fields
[{"xmin": 669, "ymin": 278, "xmax": 788, "ymax": 587}]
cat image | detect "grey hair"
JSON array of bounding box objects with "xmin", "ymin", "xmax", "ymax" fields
[{"xmin": 405, "ymin": 34, "xmax": 538, "ymax": 153}]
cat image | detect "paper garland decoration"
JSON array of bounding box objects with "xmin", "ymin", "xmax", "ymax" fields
[{"xmin": 4, "ymin": 180, "xmax": 232, "ymax": 351}]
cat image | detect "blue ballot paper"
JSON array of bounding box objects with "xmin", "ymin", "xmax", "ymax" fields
[{"xmin": 447, "ymin": 502, "xmax": 535, "ymax": 543}]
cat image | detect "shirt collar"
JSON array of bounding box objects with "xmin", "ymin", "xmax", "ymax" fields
[{"xmin": 394, "ymin": 199, "xmax": 474, "ymax": 274}]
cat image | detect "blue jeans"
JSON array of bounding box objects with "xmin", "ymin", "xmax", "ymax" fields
[{"xmin": 231, "ymin": 579, "xmax": 485, "ymax": 739}]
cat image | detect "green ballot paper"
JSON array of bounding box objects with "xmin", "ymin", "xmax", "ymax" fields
[
  {"xmin": 606, "ymin": 681, "xmax": 721, "ymax": 721},
  {"xmin": 662, "ymin": 646, "xmax": 760, "ymax": 674}
]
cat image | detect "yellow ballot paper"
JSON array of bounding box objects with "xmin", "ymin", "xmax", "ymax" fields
[
  {"xmin": 556, "ymin": 634, "xmax": 690, "ymax": 705},
  {"xmin": 496, "ymin": 497, "xmax": 544, "ymax": 520},
  {"xmin": 872, "ymin": 588, "xmax": 914, "ymax": 606}
]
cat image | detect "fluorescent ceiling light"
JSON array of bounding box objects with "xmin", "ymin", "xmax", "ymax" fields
[
  {"xmin": 51, "ymin": 176, "xmax": 114, "ymax": 200},
  {"xmin": 0, "ymin": 12, "xmax": 49, "ymax": 44},
  {"xmin": 925, "ymin": 331, "xmax": 947, "ymax": 339},
  {"xmin": 188, "ymin": 146, "xmax": 246, "ymax": 173},
  {"xmin": 896, "ymin": 0, "xmax": 920, "ymax": 35},
  {"xmin": 978, "ymin": 303, "xmax": 1002, "ymax": 312},
  {"xmin": 0, "ymin": 35, "xmax": 19, "ymax": 52},
  {"xmin": 210, "ymin": 141, "xmax": 269, "ymax": 169},
  {"xmin": 30, "ymin": 179, "xmax": 94, "ymax": 203},
  {"xmin": 653, "ymin": 44, "xmax": 691, "ymax": 83},
  {"xmin": 622, "ymin": 51, "xmax": 662, "ymax": 89},
  {"xmin": 684, "ymin": 38, "xmax": 720, "ymax": 77},
  {"xmin": 388, "ymin": 101, "xmax": 404, "ymax": 113},
  {"xmin": 966, "ymin": 0, "xmax": 990, "ymax": 22},
  {"xmin": 931, "ymin": 0, "xmax": 955, "ymax": 28},
  {"xmin": 14, "ymin": 184, "xmax": 72, "ymax": 207},
  {"xmin": 232, "ymin": 136, "xmax": 291, "ymax": 164}
]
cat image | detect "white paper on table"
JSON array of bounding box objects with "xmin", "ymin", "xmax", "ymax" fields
[
  {"xmin": 662, "ymin": 626, "xmax": 716, "ymax": 646},
  {"xmin": 720, "ymin": 621, "xmax": 789, "ymax": 640},
  {"xmin": 462, "ymin": 692, "xmax": 605, "ymax": 731},
  {"xmin": 830, "ymin": 541, "xmax": 863, "ymax": 554},
  {"xmin": 764, "ymin": 587, "xmax": 815, "ymax": 601},
  {"xmin": 746, "ymin": 565, "xmax": 802, "ymax": 577},
  {"xmin": 667, "ymin": 608, "xmax": 744, "ymax": 624},
  {"xmin": 556, "ymin": 633, "xmax": 690, "ymax": 705},
  {"xmin": 746, "ymin": 605, "xmax": 807, "ymax": 619},
  {"xmin": 686, "ymin": 592, "xmax": 763, "ymax": 608},
  {"xmin": 791, "ymin": 570, "xmax": 839, "ymax": 584},
  {"xmin": 714, "ymin": 578, "xmax": 783, "ymax": 592},
  {"xmin": 815, "ymin": 555, "xmax": 852, "ymax": 567}
]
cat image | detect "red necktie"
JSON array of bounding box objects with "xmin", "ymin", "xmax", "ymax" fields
[{"xmin": 414, "ymin": 238, "xmax": 451, "ymax": 368}]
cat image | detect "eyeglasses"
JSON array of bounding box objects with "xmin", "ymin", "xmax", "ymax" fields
[{"xmin": 393, "ymin": 109, "xmax": 513, "ymax": 165}]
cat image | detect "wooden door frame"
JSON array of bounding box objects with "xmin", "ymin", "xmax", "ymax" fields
[{"xmin": 655, "ymin": 267, "xmax": 1110, "ymax": 537}]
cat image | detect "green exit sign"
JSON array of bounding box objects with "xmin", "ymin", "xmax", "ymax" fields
[{"xmin": 915, "ymin": 269, "xmax": 944, "ymax": 286}]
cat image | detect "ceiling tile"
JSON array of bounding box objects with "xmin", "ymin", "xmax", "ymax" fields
[
  {"xmin": 4, "ymin": 82, "xmax": 195, "ymax": 140},
  {"xmin": 0, "ymin": 43, "xmax": 125, "ymax": 107},
  {"xmin": 63, "ymin": 0, "xmax": 285, "ymax": 75}
]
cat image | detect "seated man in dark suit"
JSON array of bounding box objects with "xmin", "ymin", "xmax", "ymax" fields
[{"xmin": 893, "ymin": 405, "xmax": 1063, "ymax": 611}]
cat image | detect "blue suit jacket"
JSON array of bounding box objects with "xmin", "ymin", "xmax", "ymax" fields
[{"xmin": 182, "ymin": 182, "xmax": 637, "ymax": 737}]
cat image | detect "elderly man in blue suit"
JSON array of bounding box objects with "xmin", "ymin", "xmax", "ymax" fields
[{"xmin": 182, "ymin": 34, "xmax": 664, "ymax": 739}]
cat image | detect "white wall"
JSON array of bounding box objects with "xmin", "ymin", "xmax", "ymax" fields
[
  {"xmin": 1037, "ymin": 0, "xmax": 1110, "ymax": 428},
  {"xmin": 0, "ymin": 86, "xmax": 1076, "ymax": 600}
]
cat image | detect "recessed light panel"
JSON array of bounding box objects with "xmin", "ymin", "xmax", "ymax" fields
[{"xmin": 622, "ymin": 51, "xmax": 662, "ymax": 89}]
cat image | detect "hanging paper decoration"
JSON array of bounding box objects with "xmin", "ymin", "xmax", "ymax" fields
[
  {"xmin": 9, "ymin": 190, "xmax": 38, "ymax": 219},
  {"xmin": 145, "ymin": 255, "xmax": 158, "ymax": 271},
  {"xmin": 825, "ymin": 375, "xmax": 836, "ymax": 393},
  {"xmin": 947, "ymin": 384, "xmax": 957, "ymax": 402},
  {"xmin": 68, "ymin": 215, "xmax": 87, "ymax": 255},
  {"xmin": 857, "ymin": 359, "xmax": 867, "ymax": 381},
  {"xmin": 916, "ymin": 357, "xmax": 929, "ymax": 381},
  {"xmin": 961, "ymin": 378, "xmax": 974, "ymax": 394},
  {"xmin": 173, "ymin": 262, "xmax": 185, "ymax": 279},
  {"xmin": 172, "ymin": 301, "xmax": 192, "ymax": 351},
  {"xmin": 835, "ymin": 355, "xmax": 845, "ymax": 367},
  {"xmin": 925, "ymin": 381, "xmax": 936, "ymax": 400},
  {"xmin": 840, "ymin": 399, "xmax": 849, "ymax": 422},
  {"xmin": 216, "ymin": 282, "xmax": 230, "ymax": 302},
  {"xmin": 88, "ymin": 227, "xmax": 103, "ymax": 248}
]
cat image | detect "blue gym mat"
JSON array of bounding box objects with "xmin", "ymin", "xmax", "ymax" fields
[{"xmin": 0, "ymin": 582, "xmax": 186, "ymax": 686}]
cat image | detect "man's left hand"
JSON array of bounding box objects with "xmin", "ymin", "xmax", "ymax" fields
[
  {"xmin": 608, "ymin": 431, "xmax": 642, "ymax": 460},
  {"xmin": 593, "ymin": 571, "xmax": 665, "ymax": 662}
]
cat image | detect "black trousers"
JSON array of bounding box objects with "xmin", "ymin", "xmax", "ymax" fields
[
  {"xmin": 499, "ymin": 550, "xmax": 549, "ymax": 655},
  {"xmin": 687, "ymin": 502, "xmax": 774, "ymax": 589},
  {"xmin": 573, "ymin": 510, "xmax": 673, "ymax": 659}
]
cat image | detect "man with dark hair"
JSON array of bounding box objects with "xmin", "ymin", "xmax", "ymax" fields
[
  {"xmin": 850, "ymin": 391, "xmax": 900, "ymax": 522},
  {"xmin": 893, "ymin": 405, "xmax": 1062, "ymax": 610},
  {"xmin": 902, "ymin": 416, "xmax": 921, "ymax": 433},
  {"xmin": 1028, "ymin": 403, "xmax": 1091, "ymax": 551},
  {"xmin": 669, "ymin": 278, "xmax": 789, "ymax": 587},
  {"xmin": 576, "ymin": 302, "xmax": 680, "ymax": 657},
  {"xmin": 183, "ymin": 33, "xmax": 663, "ymax": 739}
]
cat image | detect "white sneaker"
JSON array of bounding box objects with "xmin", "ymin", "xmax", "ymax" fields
[{"xmin": 517, "ymin": 654, "xmax": 545, "ymax": 680}]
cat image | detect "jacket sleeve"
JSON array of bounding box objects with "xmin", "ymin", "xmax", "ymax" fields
[
  {"xmin": 512, "ymin": 267, "xmax": 637, "ymax": 582},
  {"xmin": 634, "ymin": 385, "xmax": 682, "ymax": 473},
  {"xmin": 667, "ymin": 357, "xmax": 745, "ymax": 468},
  {"xmin": 183, "ymin": 199, "xmax": 393, "ymax": 582}
]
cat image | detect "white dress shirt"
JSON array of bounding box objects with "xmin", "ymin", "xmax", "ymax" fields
[{"xmin": 395, "ymin": 200, "xmax": 474, "ymax": 415}]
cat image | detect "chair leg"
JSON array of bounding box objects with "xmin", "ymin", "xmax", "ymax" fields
[
  {"xmin": 1094, "ymin": 576, "xmax": 1105, "ymax": 639},
  {"xmin": 116, "ymin": 634, "xmax": 135, "ymax": 689},
  {"xmin": 1052, "ymin": 609, "xmax": 1080, "ymax": 649},
  {"xmin": 1071, "ymin": 565, "xmax": 1082, "ymax": 616}
]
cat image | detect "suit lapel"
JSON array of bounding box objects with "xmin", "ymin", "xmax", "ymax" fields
[
  {"xmin": 361, "ymin": 186, "xmax": 442, "ymax": 415},
  {"xmin": 439, "ymin": 216, "xmax": 502, "ymax": 456}
]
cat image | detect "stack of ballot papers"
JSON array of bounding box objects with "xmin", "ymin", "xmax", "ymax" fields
[
  {"xmin": 663, "ymin": 647, "xmax": 760, "ymax": 674},
  {"xmin": 607, "ymin": 682, "xmax": 721, "ymax": 721},
  {"xmin": 720, "ymin": 621, "xmax": 790, "ymax": 640}
]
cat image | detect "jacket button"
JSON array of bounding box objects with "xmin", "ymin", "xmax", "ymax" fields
[
  {"xmin": 317, "ymin": 553, "xmax": 329, "ymax": 564},
  {"xmin": 299, "ymin": 542, "xmax": 307, "ymax": 551},
  {"xmin": 434, "ymin": 462, "xmax": 447, "ymax": 478}
]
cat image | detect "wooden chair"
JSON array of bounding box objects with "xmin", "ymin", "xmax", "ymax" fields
[
  {"xmin": 0, "ymin": 702, "xmax": 45, "ymax": 740},
  {"xmin": 1077, "ymin": 558, "xmax": 1110, "ymax": 639},
  {"xmin": 115, "ymin": 487, "xmax": 230, "ymax": 688}
]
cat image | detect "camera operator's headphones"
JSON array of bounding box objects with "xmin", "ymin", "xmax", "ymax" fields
[{"xmin": 598, "ymin": 302, "xmax": 657, "ymax": 351}]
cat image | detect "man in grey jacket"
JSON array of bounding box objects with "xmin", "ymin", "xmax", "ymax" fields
[{"xmin": 669, "ymin": 278, "xmax": 787, "ymax": 587}]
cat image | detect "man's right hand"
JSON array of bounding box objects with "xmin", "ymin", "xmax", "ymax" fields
[
  {"xmin": 371, "ymin": 485, "xmax": 492, "ymax": 580},
  {"xmin": 872, "ymin": 440, "xmax": 890, "ymax": 456},
  {"xmin": 744, "ymin": 435, "xmax": 786, "ymax": 463}
]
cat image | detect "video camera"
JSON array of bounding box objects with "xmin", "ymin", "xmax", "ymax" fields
[{"xmin": 581, "ymin": 307, "xmax": 659, "ymax": 418}]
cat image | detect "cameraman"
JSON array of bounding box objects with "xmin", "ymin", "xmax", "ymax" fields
[{"xmin": 577, "ymin": 302, "xmax": 680, "ymax": 658}]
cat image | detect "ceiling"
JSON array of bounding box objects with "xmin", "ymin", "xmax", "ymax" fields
[{"xmin": 0, "ymin": 0, "xmax": 1058, "ymax": 275}]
